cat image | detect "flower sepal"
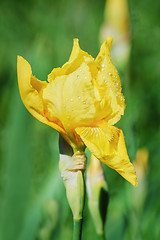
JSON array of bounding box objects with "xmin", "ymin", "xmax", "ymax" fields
[{"xmin": 59, "ymin": 136, "xmax": 86, "ymax": 220}]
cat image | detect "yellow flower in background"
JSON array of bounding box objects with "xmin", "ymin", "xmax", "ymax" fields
[
  {"xmin": 130, "ymin": 148, "xmax": 149, "ymax": 210},
  {"xmin": 100, "ymin": 0, "xmax": 131, "ymax": 68},
  {"xmin": 104, "ymin": 0, "xmax": 129, "ymax": 36},
  {"xmin": 134, "ymin": 148, "xmax": 149, "ymax": 181},
  {"xmin": 17, "ymin": 36, "xmax": 137, "ymax": 186}
]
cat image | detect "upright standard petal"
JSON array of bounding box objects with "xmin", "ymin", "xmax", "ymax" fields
[
  {"xmin": 17, "ymin": 56, "xmax": 65, "ymax": 134},
  {"xmin": 76, "ymin": 124, "xmax": 137, "ymax": 186},
  {"xmin": 48, "ymin": 38, "xmax": 94, "ymax": 82},
  {"xmin": 43, "ymin": 40, "xmax": 98, "ymax": 133},
  {"xmin": 94, "ymin": 36, "xmax": 125, "ymax": 125},
  {"xmin": 43, "ymin": 61, "xmax": 96, "ymax": 133}
]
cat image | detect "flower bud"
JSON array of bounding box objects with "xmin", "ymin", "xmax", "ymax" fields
[
  {"xmin": 132, "ymin": 148, "xmax": 148, "ymax": 209},
  {"xmin": 59, "ymin": 135, "xmax": 86, "ymax": 220},
  {"xmin": 100, "ymin": 0, "xmax": 131, "ymax": 69},
  {"xmin": 87, "ymin": 154, "xmax": 109, "ymax": 235},
  {"xmin": 134, "ymin": 148, "xmax": 148, "ymax": 181}
]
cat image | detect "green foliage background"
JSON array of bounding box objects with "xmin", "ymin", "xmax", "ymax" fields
[{"xmin": 0, "ymin": 0, "xmax": 160, "ymax": 239}]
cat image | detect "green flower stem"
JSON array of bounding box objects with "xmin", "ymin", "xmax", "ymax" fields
[{"xmin": 73, "ymin": 219, "xmax": 83, "ymax": 240}]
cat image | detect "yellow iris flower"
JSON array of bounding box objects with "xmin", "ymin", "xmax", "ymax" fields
[{"xmin": 17, "ymin": 36, "xmax": 137, "ymax": 187}]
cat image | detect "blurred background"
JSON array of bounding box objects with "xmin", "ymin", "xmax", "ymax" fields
[{"xmin": 0, "ymin": 0, "xmax": 160, "ymax": 239}]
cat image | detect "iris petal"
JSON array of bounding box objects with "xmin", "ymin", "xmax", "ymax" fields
[
  {"xmin": 48, "ymin": 39, "xmax": 94, "ymax": 82},
  {"xmin": 17, "ymin": 56, "xmax": 65, "ymax": 134},
  {"xmin": 94, "ymin": 36, "xmax": 125, "ymax": 125},
  {"xmin": 43, "ymin": 61, "xmax": 96, "ymax": 132},
  {"xmin": 76, "ymin": 124, "xmax": 137, "ymax": 186}
]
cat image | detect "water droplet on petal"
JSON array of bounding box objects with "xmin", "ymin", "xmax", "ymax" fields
[
  {"xmin": 70, "ymin": 98, "xmax": 73, "ymax": 102},
  {"xmin": 108, "ymin": 72, "xmax": 112, "ymax": 76},
  {"xmin": 78, "ymin": 96, "xmax": 81, "ymax": 99},
  {"xmin": 102, "ymin": 64, "xmax": 104, "ymax": 67},
  {"xmin": 102, "ymin": 68, "xmax": 104, "ymax": 71}
]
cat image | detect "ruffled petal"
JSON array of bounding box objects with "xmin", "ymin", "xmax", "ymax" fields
[
  {"xmin": 94, "ymin": 36, "xmax": 125, "ymax": 125},
  {"xmin": 76, "ymin": 124, "xmax": 137, "ymax": 186},
  {"xmin": 17, "ymin": 56, "xmax": 65, "ymax": 134},
  {"xmin": 43, "ymin": 61, "xmax": 96, "ymax": 132},
  {"xmin": 48, "ymin": 38, "xmax": 94, "ymax": 82}
]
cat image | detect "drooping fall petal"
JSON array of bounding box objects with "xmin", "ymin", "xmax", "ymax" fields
[
  {"xmin": 17, "ymin": 56, "xmax": 65, "ymax": 134},
  {"xmin": 76, "ymin": 124, "xmax": 137, "ymax": 186}
]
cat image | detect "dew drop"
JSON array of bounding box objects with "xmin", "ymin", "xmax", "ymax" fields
[
  {"xmin": 70, "ymin": 98, "xmax": 73, "ymax": 102},
  {"xmin": 108, "ymin": 72, "xmax": 112, "ymax": 76},
  {"xmin": 102, "ymin": 64, "xmax": 104, "ymax": 68},
  {"xmin": 78, "ymin": 96, "xmax": 81, "ymax": 99},
  {"xmin": 102, "ymin": 68, "xmax": 104, "ymax": 71}
]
